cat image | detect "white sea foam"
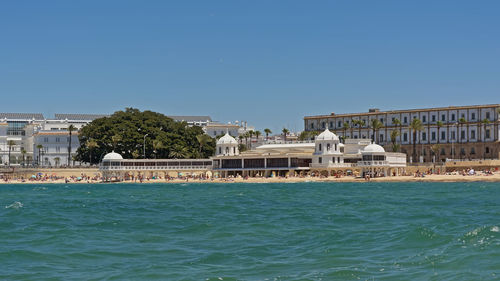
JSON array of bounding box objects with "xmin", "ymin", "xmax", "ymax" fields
[
  {"xmin": 5, "ymin": 201, "xmax": 23, "ymax": 209},
  {"xmin": 491, "ymin": 226, "xmax": 499, "ymax": 232}
]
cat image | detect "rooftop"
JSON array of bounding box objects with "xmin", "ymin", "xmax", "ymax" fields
[
  {"xmin": 0, "ymin": 113, "xmax": 45, "ymax": 120},
  {"xmin": 168, "ymin": 116, "xmax": 212, "ymax": 122},
  {"xmin": 305, "ymin": 103, "xmax": 500, "ymax": 119},
  {"xmin": 55, "ymin": 114, "xmax": 108, "ymax": 120}
]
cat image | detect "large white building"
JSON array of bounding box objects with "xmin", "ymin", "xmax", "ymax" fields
[
  {"xmin": 212, "ymin": 128, "xmax": 407, "ymax": 177},
  {"xmin": 304, "ymin": 104, "xmax": 500, "ymax": 162},
  {"xmin": 0, "ymin": 113, "xmax": 106, "ymax": 167}
]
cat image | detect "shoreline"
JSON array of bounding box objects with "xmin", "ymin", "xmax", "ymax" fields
[{"xmin": 2, "ymin": 173, "xmax": 500, "ymax": 184}]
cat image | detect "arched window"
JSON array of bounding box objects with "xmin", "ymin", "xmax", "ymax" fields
[
  {"xmin": 219, "ymin": 147, "xmax": 221, "ymax": 154},
  {"xmin": 335, "ymin": 144, "xmax": 337, "ymax": 151},
  {"xmin": 327, "ymin": 144, "xmax": 330, "ymax": 151},
  {"xmin": 225, "ymin": 147, "xmax": 229, "ymax": 154},
  {"xmin": 319, "ymin": 144, "xmax": 322, "ymax": 151},
  {"xmin": 233, "ymin": 147, "xmax": 236, "ymax": 154}
]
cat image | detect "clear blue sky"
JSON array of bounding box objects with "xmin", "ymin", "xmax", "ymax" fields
[{"xmin": 1, "ymin": 0, "xmax": 499, "ymax": 133}]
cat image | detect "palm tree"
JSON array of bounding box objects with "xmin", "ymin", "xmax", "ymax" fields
[
  {"xmin": 86, "ymin": 139, "xmax": 99, "ymax": 165},
  {"xmin": 169, "ymin": 145, "xmax": 189, "ymax": 159},
  {"xmin": 54, "ymin": 157, "xmax": 61, "ymax": 167},
  {"xmin": 21, "ymin": 149, "xmax": 27, "ymax": 166},
  {"xmin": 254, "ymin": 130, "xmax": 261, "ymax": 142},
  {"xmin": 243, "ymin": 132, "xmax": 250, "ymax": 147},
  {"xmin": 36, "ymin": 144, "xmax": 43, "ymax": 166},
  {"xmin": 248, "ymin": 130, "xmax": 255, "ymax": 149},
  {"xmin": 342, "ymin": 122, "xmax": 350, "ymax": 142},
  {"xmin": 282, "ymin": 128, "xmax": 289, "ymax": 142},
  {"xmin": 152, "ymin": 139, "xmax": 164, "ymax": 159},
  {"xmin": 7, "ymin": 140, "xmax": 15, "ymax": 166},
  {"xmin": 390, "ymin": 130, "xmax": 400, "ymax": 152},
  {"xmin": 196, "ymin": 134, "xmax": 212, "ymax": 155},
  {"xmin": 481, "ymin": 118, "xmax": 490, "ymax": 159},
  {"xmin": 393, "ymin": 118, "xmax": 401, "ymax": 144},
  {"xmin": 238, "ymin": 135, "xmax": 244, "ymax": 144},
  {"xmin": 436, "ymin": 121, "xmax": 443, "ymax": 144},
  {"xmin": 431, "ymin": 144, "xmax": 441, "ymax": 163},
  {"xmin": 410, "ymin": 118, "xmax": 423, "ymax": 162},
  {"xmin": 370, "ymin": 119, "xmax": 383, "ymax": 144},
  {"xmin": 357, "ymin": 119, "xmax": 365, "ymax": 139},
  {"xmin": 264, "ymin": 128, "xmax": 272, "ymax": 140},
  {"xmin": 67, "ymin": 124, "xmax": 76, "ymax": 167},
  {"xmin": 458, "ymin": 117, "xmax": 466, "ymax": 159}
]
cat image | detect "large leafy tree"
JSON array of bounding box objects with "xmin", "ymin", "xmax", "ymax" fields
[{"xmin": 76, "ymin": 108, "xmax": 215, "ymax": 162}]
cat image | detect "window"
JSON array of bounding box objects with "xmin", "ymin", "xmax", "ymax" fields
[
  {"xmin": 404, "ymin": 117, "xmax": 408, "ymax": 124},
  {"xmin": 431, "ymin": 132, "xmax": 436, "ymax": 141},
  {"xmin": 422, "ymin": 116, "xmax": 426, "ymax": 123},
  {"xmin": 441, "ymin": 148, "xmax": 445, "ymax": 155},
  {"xmin": 219, "ymin": 147, "xmax": 221, "ymax": 154},
  {"xmin": 403, "ymin": 133, "xmax": 408, "ymax": 142},
  {"xmin": 422, "ymin": 132, "xmax": 426, "ymax": 141},
  {"xmin": 471, "ymin": 113, "xmax": 476, "ymax": 120},
  {"xmin": 380, "ymin": 134, "xmax": 384, "ymax": 142},
  {"xmin": 322, "ymin": 122, "xmax": 325, "ymax": 129},
  {"xmin": 213, "ymin": 131, "xmax": 217, "ymax": 136},
  {"xmin": 470, "ymin": 147, "xmax": 475, "ymax": 154},
  {"xmin": 451, "ymin": 114, "xmax": 455, "ymax": 121},
  {"xmin": 486, "ymin": 147, "xmax": 490, "ymax": 153},
  {"xmin": 233, "ymin": 147, "xmax": 235, "ymax": 154},
  {"xmin": 329, "ymin": 122, "xmax": 333, "ymax": 128},
  {"xmin": 441, "ymin": 114, "xmax": 446, "ymax": 121},
  {"xmin": 319, "ymin": 144, "xmax": 322, "ymax": 151},
  {"xmin": 310, "ymin": 123, "xmax": 314, "ymax": 129},
  {"xmin": 338, "ymin": 121, "xmax": 341, "ymax": 128},
  {"xmin": 380, "ymin": 118, "xmax": 383, "ymax": 123},
  {"xmin": 461, "ymin": 113, "xmax": 465, "ymax": 119},
  {"xmin": 56, "ymin": 147, "xmax": 61, "ymax": 153},
  {"xmin": 461, "ymin": 130, "xmax": 465, "ymax": 140},
  {"xmin": 432, "ymin": 115, "xmax": 436, "ymax": 122},
  {"xmin": 486, "ymin": 112, "xmax": 491, "ymax": 120},
  {"xmin": 56, "ymin": 137, "xmax": 60, "ymax": 142},
  {"xmin": 327, "ymin": 144, "xmax": 330, "ymax": 151},
  {"xmin": 471, "ymin": 130, "xmax": 475, "ymax": 139},
  {"xmin": 451, "ymin": 131, "xmax": 455, "ymax": 140},
  {"xmin": 460, "ymin": 148, "xmax": 465, "ymax": 155},
  {"xmin": 319, "ymin": 157, "xmax": 322, "ymax": 164},
  {"xmin": 44, "ymin": 137, "xmax": 49, "ymax": 143},
  {"xmin": 486, "ymin": 129, "xmax": 490, "ymax": 139},
  {"xmin": 440, "ymin": 131, "xmax": 445, "ymax": 140}
]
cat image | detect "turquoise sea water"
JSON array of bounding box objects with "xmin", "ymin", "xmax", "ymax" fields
[{"xmin": 0, "ymin": 182, "xmax": 499, "ymax": 280}]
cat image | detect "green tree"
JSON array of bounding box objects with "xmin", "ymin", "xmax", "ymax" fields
[
  {"xmin": 342, "ymin": 121, "xmax": 350, "ymax": 141},
  {"xmin": 86, "ymin": 139, "xmax": 99, "ymax": 165},
  {"xmin": 196, "ymin": 134, "xmax": 212, "ymax": 154},
  {"xmin": 431, "ymin": 144, "xmax": 441, "ymax": 163},
  {"xmin": 7, "ymin": 140, "xmax": 15, "ymax": 166},
  {"xmin": 68, "ymin": 124, "xmax": 76, "ymax": 166},
  {"xmin": 152, "ymin": 139, "xmax": 165, "ymax": 159},
  {"xmin": 393, "ymin": 118, "xmax": 401, "ymax": 144},
  {"xmin": 169, "ymin": 145, "xmax": 189, "ymax": 159},
  {"xmin": 410, "ymin": 118, "xmax": 423, "ymax": 162},
  {"xmin": 390, "ymin": 130, "xmax": 400, "ymax": 152},
  {"xmin": 76, "ymin": 108, "xmax": 215, "ymax": 161},
  {"xmin": 481, "ymin": 118, "xmax": 490, "ymax": 159},
  {"xmin": 282, "ymin": 128, "xmax": 289, "ymax": 142},
  {"xmin": 254, "ymin": 130, "xmax": 261, "ymax": 141},
  {"xmin": 370, "ymin": 119, "xmax": 383, "ymax": 144},
  {"xmin": 21, "ymin": 148, "xmax": 27, "ymax": 166},
  {"xmin": 36, "ymin": 144, "xmax": 43, "ymax": 166},
  {"xmin": 264, "ymin": 128, "xmax": 272, "ymax": 140}
]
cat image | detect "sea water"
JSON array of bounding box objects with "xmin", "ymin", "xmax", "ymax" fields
[{"xmin": 0, "ymin": 182, "xmax": 498, "ymax": 280}]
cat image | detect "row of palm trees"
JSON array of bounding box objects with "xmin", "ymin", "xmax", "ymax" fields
[
  {"xmin": 330, "ymin": 115, "xmax": 496, "ymax": 161},
  {"xmin": 236, "ymin": 128, "xmax": 292, "ymax": 149}
]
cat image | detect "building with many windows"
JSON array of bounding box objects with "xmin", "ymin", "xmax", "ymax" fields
[{"xmin": 304, "ymin": 104, "xmax": 500, "ymax": 162}]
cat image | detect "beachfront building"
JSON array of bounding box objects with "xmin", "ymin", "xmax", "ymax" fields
[
  {"xmin": 0, "ymin": 113, "xmax": 44, "ymax": 166},
  {"xmin": 33, "ymin": 114, "xmax": 107, "ymax": 167},
  {"xmin": 168, "ymin": 116, "xmax": 212, "ymax": 127},
  {"xmin": 304, "ymin": 104, "xmax": 500, "ymax": 162},
  {"xmin": 99, "ymin": 151, "xmax": 213, "ymax": 181},
  {"xmin": 212, "ymin": 129, "xmax": 407, "ymax": 177}
]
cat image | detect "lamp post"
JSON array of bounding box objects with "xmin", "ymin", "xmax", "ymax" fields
[{"xmin": 143, "ymin": 133, "xmax": 149, "ymax": 159}]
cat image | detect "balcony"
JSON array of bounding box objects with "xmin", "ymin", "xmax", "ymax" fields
[
  {"xmin": 310, "ymin": 163, "xmax": 354, "ymax": 168},
  {"xmin": 100, "ymin": 165, "xmax": 212, "ymax": 171},
  {"xmin": 357, "ymin": 161, "xmax": 389, "ymax": 166}
]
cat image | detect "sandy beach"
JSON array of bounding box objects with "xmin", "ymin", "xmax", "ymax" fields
[{"xmin": 2, "ymin": 172, "xmax": 500, "ymax": 184}]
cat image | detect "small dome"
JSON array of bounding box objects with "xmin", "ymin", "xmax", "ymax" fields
[
  {"xmin": 316, "ymin": 129, "xmax": 339, "ymax": 141},
  {"xmin": 217, "ymin": 133, "xmax": 238, "ymax": 145},
  {"xmin": 103, "ymin": 151, "xmax": 123, "ymax": 160},
  {"xmin": 362, "ymin": 143, "xmax": 385, "ymax": 153}
]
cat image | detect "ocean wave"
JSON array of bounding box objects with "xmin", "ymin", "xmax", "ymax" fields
[{"xmin": 5, "ymin": 201, "xmax": 23, "ymax": 209}]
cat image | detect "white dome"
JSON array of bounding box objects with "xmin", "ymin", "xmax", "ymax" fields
[
  {"xmin": 217, "ymin": 133, "xmax": 238, "ymax": 145},
  {"xmin": 103, "ymin": 151, "xmax": 123, "ymax": 160},
  {"xmin": 316, "ymin": 129, "xmax": 339, "ymax": 141},
  {"xmin": 362, "ymin": 143, "xmax": 385, "ymax": 153}
]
